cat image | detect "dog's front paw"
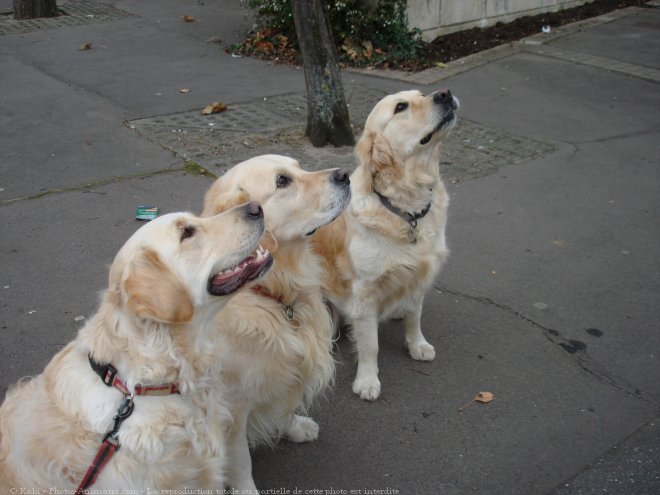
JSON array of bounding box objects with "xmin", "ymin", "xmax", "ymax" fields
[
  {"xmin": 285, "ymin": 415, "xmax": 319, "ymax": 443},
  {"xmin": 407, "ymin": 339, "xmax": 436, "ymax": 361},
  {"xmin": 352, "ymin": 375, "xmax": 381, "ymax": 401}
]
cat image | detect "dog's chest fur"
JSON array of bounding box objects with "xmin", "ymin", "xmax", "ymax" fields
[
  {"xmin": 214, "ymin": 246, "xmax": 334, "ymax": 442},
  {"xmin": 0, "ymin": 328, "xmax": 228, "ymax": 490},
  {"xmin": 348, "ymin": 186, "xmax": 449, "ymax": 319}
]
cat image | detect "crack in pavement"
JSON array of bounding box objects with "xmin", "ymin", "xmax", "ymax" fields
[
  {"xmin": 0, "ymin": 168, "xmax": 188, "ymax": 207},
  {"xmin": 434, "ymin": 285, "xmax": 655, "ymax": 406},
  {"xmin": 572, "ymin": 129, "xmax": 660, "ymax": 145}
]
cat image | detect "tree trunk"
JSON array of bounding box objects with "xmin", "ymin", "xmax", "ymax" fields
[
  {"xmin": 13, "ymin": 0, "xmax": 58, "ymax": 20},
  {"xmin": 290, "ymin": 0, "xmax": 355, "ymax": 147}
]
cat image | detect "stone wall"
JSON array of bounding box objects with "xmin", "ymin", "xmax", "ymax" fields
[{"xmin": 406, "ymin": 0, "xmax": 591, "ymax": 40}]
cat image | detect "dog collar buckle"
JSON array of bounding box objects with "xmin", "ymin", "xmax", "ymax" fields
[
  {"xmin": 88, "ymin": 355, "xmax": 118, "ymax": 387},
  {"xmin": 102, "ymin": 364, "xmax": 117, "ymax": 386}
]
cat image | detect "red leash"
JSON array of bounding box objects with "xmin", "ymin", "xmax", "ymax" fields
[
  {"xmin": 75, "ymin": 355, "xmax": 180, "ymax": 493},
  {"xmin": 75, "ymin": 397, "xmax": 130, "ymax": 494},
  {"xmin": 76, "ymin": 439, "xmax": 119, "ymax": 493}
]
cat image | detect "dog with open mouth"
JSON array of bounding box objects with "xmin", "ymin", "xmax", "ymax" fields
[
  {"xmin": 314, "ymin": 89, "xmax": 459, "ymax": 401},
  {"xmin": 202, "ymin": 154, "xmax": 351, "ymax": 493},
  {"xmin": 0, "ymin": 202, "xmax": 272, "ymax": 491}
]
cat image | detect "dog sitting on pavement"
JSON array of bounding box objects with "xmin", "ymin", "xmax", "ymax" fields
[
  {"xmin": 201, "ymin": 154, "xmax": 351, "ymax": 492},
  {"xmin": 0, "ymin": 203, "xmax": 272, "ymax": 491},
  {"xmin": 313, "ymin": 89, "xmax": 459, "ymax": 401}
]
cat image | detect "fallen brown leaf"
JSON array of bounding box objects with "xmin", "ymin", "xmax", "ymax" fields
[
  {"xmin": 181, "ymin": 15, "xmax": 195, "ymax": 22},
  {"xmin": 458, "ymin": 391, "xmax": 494, "ymax": 411},
  {"xmin": 201, "ymin": 102, "xmax": 228, "ymax": 115},
  {"xmin": 255, "ymin": 41, "xmax": 275, "ymax": 54}
]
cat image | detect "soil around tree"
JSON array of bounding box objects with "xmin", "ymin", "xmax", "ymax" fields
[{"xmin": 231, "ymin": 0, "xmax": 650, "ymax": 71}]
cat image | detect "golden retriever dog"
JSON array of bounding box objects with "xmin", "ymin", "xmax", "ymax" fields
[
  {"xmin": 202, "ymin": 155, "xmax": 351, "ymax": 492},
  {"xmin": 314, "ymin": 89, "xmax": 459, "ymax": 401},
  {"xmin": 0, "ymin": 203, "xmax": 272, "ymax": 491}
]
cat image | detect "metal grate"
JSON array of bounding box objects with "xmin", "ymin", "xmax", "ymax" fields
[{"xmin": 128, "ymin": 86, "xmax": 557, "ymax": 182}]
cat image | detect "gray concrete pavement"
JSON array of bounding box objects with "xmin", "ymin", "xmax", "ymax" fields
[{"xmin": 1, "ymin": 1, "xmax": 658, "ymax": 494}]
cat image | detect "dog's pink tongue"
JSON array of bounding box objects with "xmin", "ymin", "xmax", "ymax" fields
[{"xmin": 207, "ymin": 252, "xmax": 273, "ymax": 296}]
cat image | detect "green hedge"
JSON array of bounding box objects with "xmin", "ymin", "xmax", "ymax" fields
[{"xmin": 244, "ymin": 0, "xmax": 423, "ymax": 65}]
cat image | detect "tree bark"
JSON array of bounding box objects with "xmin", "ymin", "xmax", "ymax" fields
[
  {"xmin": 13, "ymin": 0, "xmax": 58, "ymax": 19},
  {"xmin": 290, "ymin": 0, "xmax": 354, "ymax": 147}
]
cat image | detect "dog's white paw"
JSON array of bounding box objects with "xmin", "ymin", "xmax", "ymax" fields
[
  {"xmin": 408, "ymin": 340, "xmax": 436, "ymax": 361},
  {"xmin": 352, "ymin": 375, "xmax": 381, "ymax": 401},
  {"xmin": 284, "ymin": 415, "xmax": 319, "ymax": 443}
]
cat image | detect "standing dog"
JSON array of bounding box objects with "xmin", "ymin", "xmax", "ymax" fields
[
  {"xmin": 314, "ymin": 89, "xmax": 459, "ymax": 401},
  {"xmin": 0, "ymin": 204, "xmax": 272, "ymax": 491},
  {"xmin": 202, "ymin": 155, "xmax": 351, "ymax": 492}
]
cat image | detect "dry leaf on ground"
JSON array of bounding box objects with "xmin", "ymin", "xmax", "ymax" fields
[
  {"xmin": 475, "ymin": 391, "xmax": 494, "ymax": 403},
  {"xmin": 458, "ymin": 391, "xmax": 495, "ymax": 411},
  {"xmin": 181, "ymin": 15, "xmax": 195, "ymax": 22},
  {"xmin": 201, "ymin": 102, "xmax": 228, "ymax": 115}
]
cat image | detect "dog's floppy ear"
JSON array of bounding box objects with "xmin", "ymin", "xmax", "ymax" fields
[
  {"xmin": 355, "ymin": 131, "xmax": 374, "ymax": 170},
  {"xmin": 122, "ymin": 248, "xmax": 194, "ymax": 324},
  {"xmin": 356, "ymin": 131, "xmax": 398, "ymax": 177},
  {"xmin": 202, "ymin": 184, "xmax": 251, "ymax": 216}
]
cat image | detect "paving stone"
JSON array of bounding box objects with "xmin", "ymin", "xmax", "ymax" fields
[
  {"xmin": 128, "ymin": 85, "xmax": 557, "ymax": 182},
  {"xmin": 0, "ymin": 1, "xmax": 134, "ymax": 36},
  {"xmin": 526, "ymin": 44, "xmax": 660, "ymax": 83}
]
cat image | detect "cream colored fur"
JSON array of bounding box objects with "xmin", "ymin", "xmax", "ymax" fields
[
  {"xmin": 313, "ymin": 89, "xmax": 459, "ymax": 401},
  {"xmin": 0, "ymin": 205, "xmax": 268, "ymax": 491},
  {"xmin": 202, "ymin": 155, "xmax": 351, "ymax": 493}
]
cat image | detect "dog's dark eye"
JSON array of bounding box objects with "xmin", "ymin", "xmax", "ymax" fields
[
  {"xmin": 394, "ymin": 102, "xmax": 408, "ymax": 114},
  {"xmin": 276, "ymin": 175, "xmax": 292, "ymax": 188},
  {"xmin": 180, "ymin": 225, "xmax": 196, "ymax": 241}
]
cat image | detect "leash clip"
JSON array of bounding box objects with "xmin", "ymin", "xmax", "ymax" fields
[{"xmin": 104, "ymin": 394, "xmax": 134, "ymax": 443}]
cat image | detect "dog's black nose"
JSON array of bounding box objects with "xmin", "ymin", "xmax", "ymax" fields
[
  {"xmin": 433, "ymin": 89, "xmax": 452, "ymax": 105},
  {"xmin": 332, "ymin": 168, "xmax": 350, "ymax": 185},
  {"xmin": 245, "ymin": 201, "xmax": 263, "ymax": 219}
]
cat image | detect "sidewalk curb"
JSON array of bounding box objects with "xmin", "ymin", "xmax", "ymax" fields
[{"xmin": 345, "ymin": 6, "xmax": 646, "ymax": 85}]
